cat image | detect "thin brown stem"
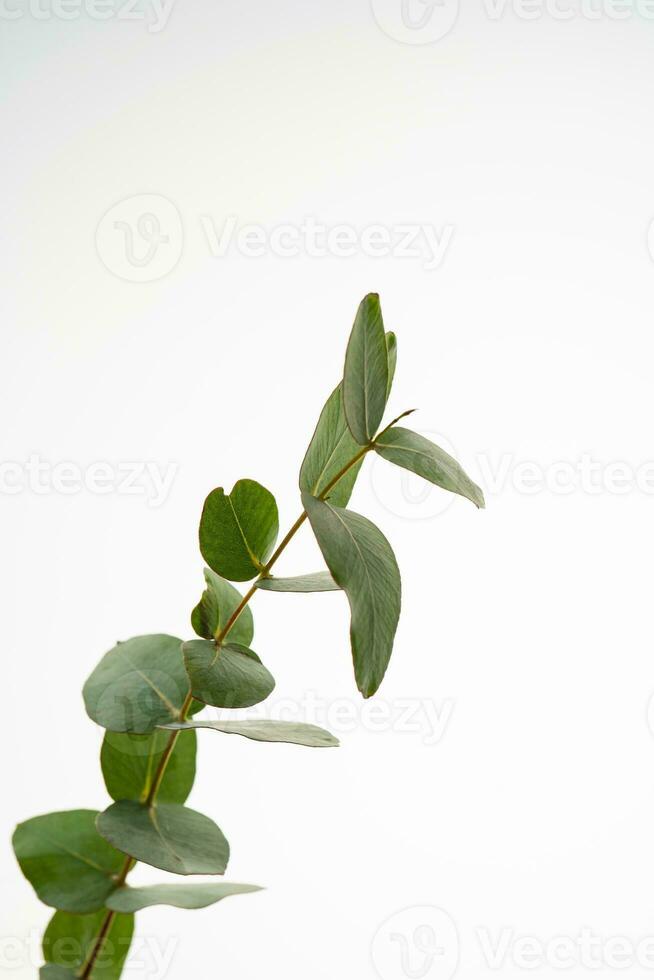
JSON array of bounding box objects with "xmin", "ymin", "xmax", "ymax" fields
[{"xmin": 79, "ymin": 856, "xmax": 132, "ymax": 979}]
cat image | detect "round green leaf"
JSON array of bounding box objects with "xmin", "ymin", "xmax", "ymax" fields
[
  {"xmin": 43, "ymin": 909, "xmax": 134, "ymax": 980},
  {"xmin": 97, "ymin": 800, "xmax": 230, "ymax": 875},
  {"xmin": 191, "ymin": 567, "xmax": 254, "ymax": 643},
  {"xmin": 199, "ymin": 479, "xmax": 279, "ymax": 581},
  {"xmin": 256, "ymin": 572, "xmax": 340, "ymax": 593},
  {"xmin": 342, "ymin": 293, "xmax": 389, "ymax": 445},
  {"xmin": 163, "ymin": 719, "xmax": 339, "ymax": 748},
  {"xmin": 101, "ymin": 729, "xmax": 197, "ymax": 804},
  {"xmin": 183, "ymin": 639, "xmax": 275, "ymax": 709},
  {"xmin": 107, "ymin": 881, "xmax": 262, "ymax": 913},
  {"xmin": 302, "ymin": 493, "xmax": 401, "ymax": 699},
  {"xmin": 83, "ymin": 634, "xmax": 190, "ymax": 734},
  {"xmin": 13, "ymin": 810, "xmax": 125, "ymax": 913}
]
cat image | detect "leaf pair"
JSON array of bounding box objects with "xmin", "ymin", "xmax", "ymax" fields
[
  {"xmin": 298, "ymin": 296, "xmax": 396, "ymax": 505},
  {"xmin": 298, "ymin": 294, "xmax": 484, "ymax": 698},
  {"xmin": 83, "ymin": 628, "xmax": 276, "ymax": 732}
]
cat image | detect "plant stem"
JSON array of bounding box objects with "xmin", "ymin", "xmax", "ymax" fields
[
  {"xmin": 79, "ymin": 856, "xmax": 132, "ymax": 979},
  {"xmin": 79, "ymin": 439, "xmax": 375, "ymax": 979}
]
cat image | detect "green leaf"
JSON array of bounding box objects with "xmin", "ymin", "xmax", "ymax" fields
[
  {"xmin": 107, "ymin": 881, "xmax": 262, "ymax": 913},
  {"xmin": 13, "ymin": 810, "xmax": 125, "ymax": 913},
  {"xmin": 97, "ymin": 800, "xmax": 229, "ymax": 875},
  {"xmin": 385, "ymin": 331, "xmax": 397, "ymax": 399},
  {"xmin": 161, "ymin": 719, "xmax": 339, "ymax": 748},
  {"xmin": 302, "ymin": 493, "xmax": 401, "ymax": 698},
  {"xmin": 83, "ymin": 634, "xmax": 189, "ymax": 734},
  {"xmin": 40, "ymin": 966, "xmax": 77, "ymax": 979},
  {"xmin": 343, "ymin": 293, "xmax": 389, "ymax": 445},
  {"xmin": 199, "ymin": 479, "xmax": 279, "ymax": 582},
  {"xmin": 375, "ymin": 426, "xmax": 485, "ymax": 509},
  {"xmin": 256, "ymin": 572, "xmax": 339, "ymax": 593},
  {"xmin": 183, "ymin": 639, "xmax": 275, "ymax": 709},
  {"xmin": 191, "ymin": 567, "xmax": 254, "ymax": 643},
  {"xmin": 43, "ymin": 910, "xmax": 134, "ymax": 980},
  {"xmin": 299, "ymin": 383, "xmax": 365, "ymax": 507},
  {"xmin": 101, "ymin": 729, "xmax": 197, "ymax": 805}
]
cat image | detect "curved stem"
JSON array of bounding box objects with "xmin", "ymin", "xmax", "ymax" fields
[{"xmin": 79, "ymin": 441, "xmax": 374, "ymax": 979}]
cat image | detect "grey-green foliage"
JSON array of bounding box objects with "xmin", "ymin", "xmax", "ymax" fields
[
  {"xmin": 107, "ymin": 881, "xmax": 262, "ymax": 913},
  {"xmin": 101, "ymin": 730, "xmax": 197, "ymax": 804},
  {"xmin": 13, "ymin": 293, "xmax": 483, "ymax": 979},
  {"xmin": 97, "ymin": 801, "xmax": 230, "ymax": 875},
  {"xmin": 191, "ymin": 567, "xmax": 255, "ymax": 643},
  {"xmin": 162, "ymin": 718, "xmax": 340, "ymax": 747},
  {"xmin": 13, "ymin": 811, "xmax": 126, "ymax": 914},
  {"xmin": 43, "ymin": 910, "xmax": 134, "ymax": 980}
]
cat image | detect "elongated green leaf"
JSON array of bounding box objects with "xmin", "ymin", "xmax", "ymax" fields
[
  {"xmin": 385, "ymin": 331, "xmax": 397, "ymax": 399},
  {"xmin": 299, "ymin": 383, "xmax": 365, "ymax": 507},
  {"xmin": 256, "ymin": 572, "xmax": 339, "ymax": 593},
  {"xmin": 83, "ymin": 634, "xmax": 189, "ymax": 734},
  {"xmin": 107, "ymin": 881, "xmax": 262, "ymax": 913},
  {"xmin": 200, "ymin": 479, "xmax": 279, "ymax": 581},
  {"xmin": 191, "ymin": 567, "xmax": 254, "ymax": 643},
  {"xmin": 101, "ymin": 729, "xmax": 196, "ymax": 805},
  {"xmin": 161, "ymin": 719, "xmax": 339, "ymax": 748},
  {"xmin": 13, "ymin": 811, "xmax": 125, "ymax": 913},
  {"xmin": 375, "ymin": 426, "xmax": 485, "ymax": 509},
  {"xmin": 183, "ymin": 639, "xmax": 275, "ymax": 709},
  {"xmin": 97, "ymin": 800, "xmax": 229, "ymax": 875},
  {"xmin": 343, "ymin": 294, "xmax": 389, "ymax": 445},
  {"xmin": 43, "ymin": 910, "xmax": 134, "ymax": 980},
  {"xmin": 302, "ymin": 493, "xmax": 401, "ymax": 698}
]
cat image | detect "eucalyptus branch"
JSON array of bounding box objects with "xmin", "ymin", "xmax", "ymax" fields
[
  {"xmin": 13, "ymin": 294, "xmax": 484, "ymax": 980},
  {"xmin": 78, "ymin": 441, "xmax": 374, "ymax": 979}
]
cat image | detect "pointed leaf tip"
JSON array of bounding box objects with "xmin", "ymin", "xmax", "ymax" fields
[
  {"xmin": 343, "ymin": 295, "xmax": 389, "ymax": 445},
  {"xmin": 302, "ymin": 493, "xmax": 401, "ymax": 698},
  {"xmin": 375, "ymin": 427, "xmax": 485, "ymax": 510}
]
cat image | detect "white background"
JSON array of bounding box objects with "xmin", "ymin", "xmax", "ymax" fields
[{"xmin": 4, "ymin": 1, "xmax": 654, "ymax": 978}]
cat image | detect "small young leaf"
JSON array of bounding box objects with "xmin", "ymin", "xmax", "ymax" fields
[
  {"xmin": 107, "ymin": 881, "xmax": 262, "ymax": 913},
  {"xmin": 375, "ymin": 426, "xmax": 485, "ymax": 509},
  {"xmin": 302, "ymin": 493, "xmax": 401, "ymax": 698},
  {"xmin": 256, "ymin": 572, "xmax": 339, "ymax": 593},
  {"xmin": 43, "ymin": 909, "xmax": 134, "ymax": 980},
  {"xmin": 385, "ymin": 331, "xmax": 397, "ymax": 399},
  {"xmin": 199, "ymin": 479, "xmax": 279, "ymax": 581},
  {"xmin": 183, "ymin": 639, "xmax": 275, "ymax": 709},
  {"xmin": 101, "ymin": 729, "xmax": 197, "ymax": 805},
  {"xmin": 161, "ymin": 719, "xmax": 339, "ymax": 748},
  {"xmin": 191, "ymin": 567, "xmax": 254, "ymax": 643},
  {"xmin": 342, "ymin": 293, "xmax": 389, "ymax": 445},
  {"xmin": 13, "ymin": 811, "xmax": 125, "ymax": 913},
  {"xmin": 97, "ymin": 800, "xmax": 229, "ymax": 876},
  {"xmin": 299, "ymin": 383, "xmax": 364, "ymax": 507},
  {"xmin": 83, "ymin": 634, "xmax": 189, "ymax": 734}
]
